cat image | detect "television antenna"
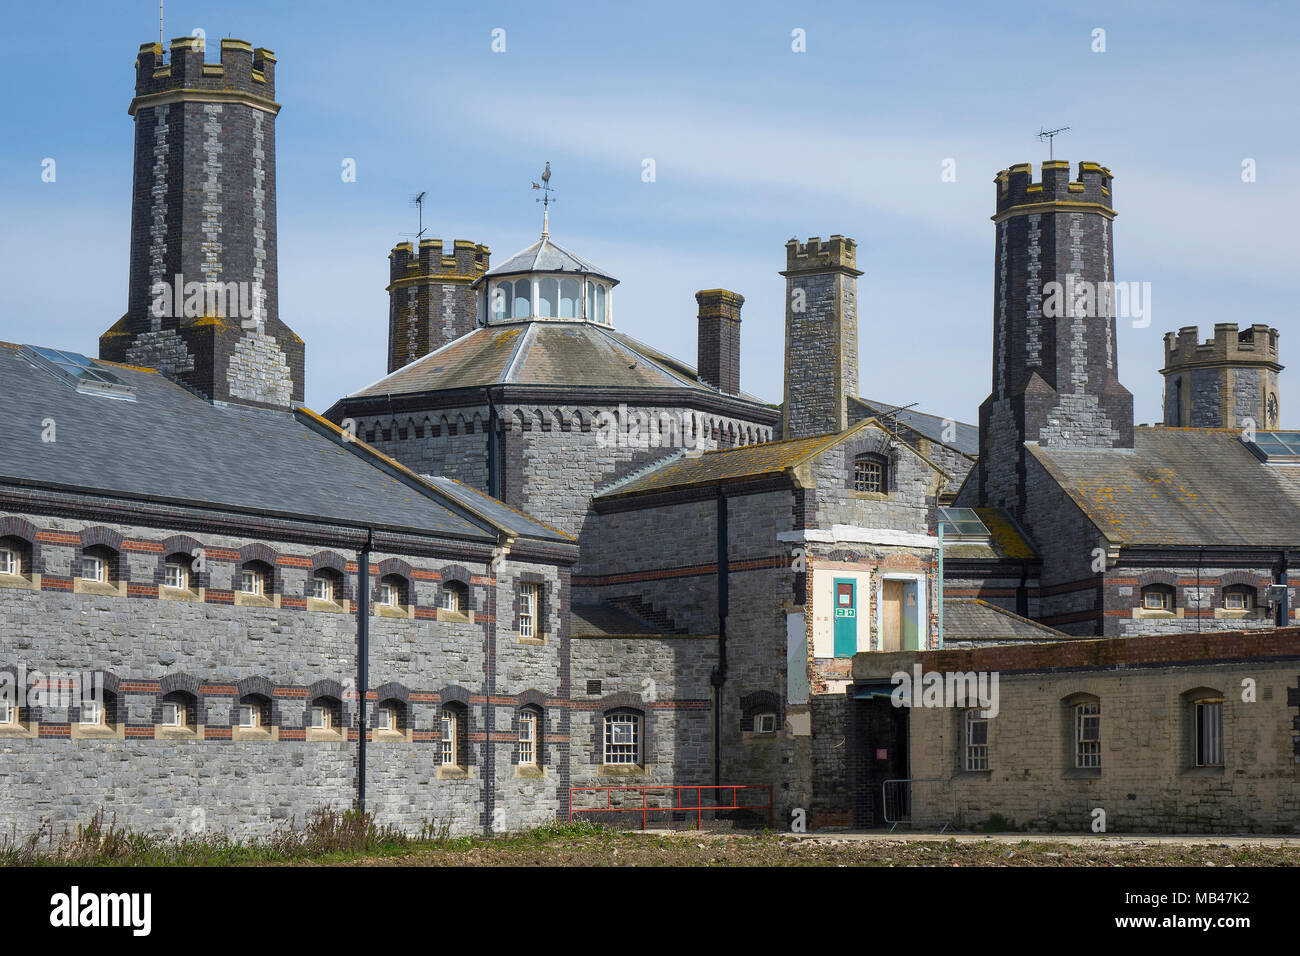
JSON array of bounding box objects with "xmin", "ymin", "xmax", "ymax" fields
[
  {"xmin": 400, "ymin": 191, "xmax": 428, "ymax": 243},
  {"xmin": 1037, "ymin": 126, "xmax": 1070, "ymax": 161}
]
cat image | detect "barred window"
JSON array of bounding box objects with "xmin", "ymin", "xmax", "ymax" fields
[
  {"xmin": 519, "ymin": 583, "xmax": 540, "ymax": 638},
  {"xmin": 853, "ymin": 454, "xmax": 886, "ymax": 493},
  {"xmin": 440, "ymin": 704, "xmax": 467, "ymax": 767},
  {"xmin": 1075, "ymin": 702, "xmax": 1101, "ymax": 769},
  {"xmin": 518, "ymin": 710, "xmax": 537, "ymax": 766},
  {"xmin": 965, "ymin": 710, "xmax": 989, "ymax": 771},
  {"xmin": 604, "ymin": 711, "xmax": 641, "ymax": 765},
  {"xmin": 1193, "ymin": 699, "xmax": 1223, "ymax": 767}
]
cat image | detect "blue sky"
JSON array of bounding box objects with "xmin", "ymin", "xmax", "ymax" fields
[{"xmin": 2, "ymin": 0, "xmax": 1297, "ymax": 422}]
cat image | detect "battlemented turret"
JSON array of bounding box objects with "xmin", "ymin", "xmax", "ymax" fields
[
  {"xmin": 387, "ymin": 239, "xmax": 490, "ymax": 372},
  {"xmin": 100, "ymin": 36, "xmax": 303, "ymax": 409},
  {"xmin": 1162, "ymin": 323, "xmax": 1282, "ymax": 428}
]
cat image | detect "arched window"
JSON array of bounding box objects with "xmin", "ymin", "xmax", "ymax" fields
[
  {"xmin": 442, "ymin": 580, "xmax": 469, "ymax": 615},
  {"xmin": 559, "ymin": 279, "xmax": 580, "ymax": 317},
  {"xmin": 1140, "ymin": 584, "xmax": 1175, "ymax": 612},
  {"xmin": 538, "ymin": 277, "xmax": 558, "ymax": 318},
  {"xmin": 1073, "ymin": 699, "xmax": 1101, "ymax": 769},
  {"xmin": 512, "ymin": 278, "xmax": 532, "ymax": 318},
  {"xmin": 309, "ymin": 696, "xmax": 343, "ymax": 735},
  {"xmin": 595, "ymin": 284, "xmax": 607, "ymax": 324},
  {"xmin": 159, "ymin": 690, "xmax": 197, "ymax": 732},
  {"xmin": 79, "ymin": 545, "xmax": 116, "ymax": 585},
  {"xmin": 376, "ymin": 698, "xmax": 407, "ymax": 736},
  {"xmin": 853, "ymin": 453, "xmax": 888, "ymax": 493},
  {"xmin": 79, "ymin": 688, "xmax": 118, "ymax": 731},
  {"xmin": 517, "ymin": 707, "xmax": 541, "ymax": 767},
  {"xmin": 378, "ymin": 574, "xmax": 408, "ymax": 610},
  {"xmin": 603, "ymin": 709, "xmax": 642, "ymax": 765},
  {"xmin": 311, "ymin": 568, "xmax": 342, "ymax": 604},
  {"xmin": 440, "ymin": 702, "xmax": 468, "ymax": 768},
  {"xmin": 162, "ymin": 553, "xmax": 192, "ymax": 592},
  {"xmin": 0, "ymin": 535, "xmax": 31, "ymax": 581},
  {"xmin": 1223, "ymin": 585, "xmax": 1256, "ymax": 612},
  {"xmin": 491, "ymin": 282, "xmax": 507, "ymax": 321},
  {"xmin": 237, "ymin": 693, "xmax": 271, "ymax": 730},
  {"xmin": 586, "ymin": 283, "xmax": 596, "ymax": 321}
]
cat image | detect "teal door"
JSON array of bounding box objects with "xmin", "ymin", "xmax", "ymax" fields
[{"xmin": 833, "ymin": 578, "xmax": 857, "ymax": 657}]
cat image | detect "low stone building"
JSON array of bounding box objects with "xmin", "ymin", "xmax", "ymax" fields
[{"xmin": 850, "ymin": 628, "xmax": 1300, "ymax": 832}]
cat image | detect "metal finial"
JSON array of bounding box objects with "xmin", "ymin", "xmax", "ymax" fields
[{"xmin": 531, "ymin": 162, "xmax": 555, "ymax": 238}]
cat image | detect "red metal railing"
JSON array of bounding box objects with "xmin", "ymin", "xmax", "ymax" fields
[{"xmin": 569, "ymin": 784, "xmax": 773, "ymax": 831}]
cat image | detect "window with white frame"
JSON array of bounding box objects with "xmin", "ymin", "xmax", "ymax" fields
[
  {"xmin": 164, "ymin": 560, "xmax": 188, "ymax": 590},
  {"xmin": 1075, "ymin": 701, "xmax": 1101, "ymax": 769},
  {"xmin": 376, "ymin": 706, "xmax": 393, "ymax": 731},
  {"xmin": 754, "ymin": 712, "xmax": 777, "ymax": 734},
  {"xmin": 80, "ymin": 699, "xmax": 104, "ymax": 726},
  {"xmin": 440, "ymin": 706, "xmax": 466, "ymax": 766},
  {"xmin": 378, "ymin": 575, "xmax": 405, "ymax": 608},
  {"xmin": 0, "ymin": 698, "xmax": 15, "ymax": 724},
  {"xmin": 518, "ymin": 710, "xmax": 537, "ymax": 766},
  {"xmin": 1193, "ymin": 698, "xmax": 1224, "ymax": 767},
  {"xmin": 238, "ymin": 704, "xmax": 259, "ymax": 728},
  {"xmin": 309, "ymin": 699, "xmax": 338, "ymax": 731},
  {"xmin": 240, "ymin": 566, "xmax": 265, "ymax": 596},
  {"xmin": 519, "ymin": 583, "xmax": 540, "ymax": 638},
  {"xmin": 965, "ymin": 709, "xmax": 989, "ymax": 771},
  {"xmin": 80, "ymin": 553, "xmax": 107, "ymax": 583},
  {"xmin": 0, "ymin": 546, "xmax": 19, "ymax": 576},
  {"xmin": 603, "ymin": 711, "xmax": 641, "ymax": 765},
  {"xmin": 312, "ymin": 572, "xmax": 335, "ymax": 602},
  {"xmin": 443, "ymin": 581, "xmax": 468, "ymax": 614},
  {"xmin": 161, "ymin": 701, "xmax": 186, "ymax": 727},
  {"xmin": 1141, "ymin": 585, "xmax": 1174, "ymax": 611}
]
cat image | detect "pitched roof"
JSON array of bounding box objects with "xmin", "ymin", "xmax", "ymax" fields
[
  {"xmin": 598, "ymin": 417, "xmax": 947, "ymax": 500},
  {"xmin": 0, "ymin": 342, "xmax": 565, "ymax": 544},
  {"xmin": 482, "ymin": 236, "xmax": 615, "ymax": 281},
  {"xmin": 942, "ymin": 507, "xmax": 1039, "ymax": 561},
  {"xmin": 852, "ymin": 397, "xmax": 978, "ymax": 455},
  {"xmin": 1028, "ymin": 427, "xmax": 1300, "ymax": 548},
  {"xmin": 347, "ymin": 321, "xmax": 770, "ymax": 405},
  {"xmin": 943, "ymin": 599, "xmax": 1073, "ymax": 644}
]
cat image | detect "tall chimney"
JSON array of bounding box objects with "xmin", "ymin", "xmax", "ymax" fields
[{"xmin": 695, "ymin": 289, "xmax": 744, "ymax": 395}]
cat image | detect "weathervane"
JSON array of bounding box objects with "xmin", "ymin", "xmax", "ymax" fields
[
  {"xmin": 531, "ymin": 162, "xmax": 554, "ymax": 237},
  {"xmin": 1037, "ymin": 126, "xmax": 1070, "ymax": 161}
]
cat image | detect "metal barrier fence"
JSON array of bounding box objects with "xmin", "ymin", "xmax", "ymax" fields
[
  {"xmin": 569, "ymin": 784, "xmax": 773, "ymax": 831},
  {"xmin": 881, "ymin": 778, "xmax": 956, "ymax": 832}
]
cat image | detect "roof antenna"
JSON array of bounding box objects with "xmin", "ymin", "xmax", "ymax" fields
[
  {"xmin": 159, "ymin": 0, "xmax": 164, "ymax": 48},
  {"xmin": 1037, "ymin": 126, "xmax": 1070, "ymax": 161},
  {"xmin": 400, "ymin": 191, "xmax": 428, "ymax": 244},
  {"xmin": 531, "ymin": 162, "xmax": 554, "ymax": 238}
]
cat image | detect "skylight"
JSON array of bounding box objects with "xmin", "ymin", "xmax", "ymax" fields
[
  {"xmin": 937, "ymin": 507, "xmax": 991, "ymax": 538},
  {"xmin": 21, "ymin": 345, "xmax": 136, "ymax": 400},
  {"xmin": 1244, "ymin": 431, "xmax": 1300, "ymax": 463}
]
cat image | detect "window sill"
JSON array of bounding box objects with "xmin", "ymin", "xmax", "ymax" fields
[
  {"xmin": 306, "ymin": 728, "xmax": 344, "ymax": 741},
  {"xmin": 1214, "ymin": 609, "xmax": 1264, "ymax": 621},
  {"xmin": 308, "ymin": 598, "xmax": 348, "ymax": 614},
  {"xmin": 160, "ymin": 586, "xmax": 204, "ymax": 603},
  {"xmin": 371, "ymin": 729, "xmax": 411, "ymax": 743},
  {"xmin": 0, "ymin": 572, "xmax": 39, "ymax": 592},
  {"xmin": 957, "ymin": 769, "xmax": 993, "ymax": 779},
  {"xmin": 1181, "ymin": 765, "xmax": 1225, "ymax": 777},
  {"xmin": 70, "ymin": 723, "xmax": 125, "ymax": 740},
  {"xmin": 232, "ymin": 726, "xmax": 277, "ymax": 742},
  {"xmin": 235, "ymin": 593, "xmax": 279, "ymax": 608},
  {"xmin": 74, "ymin": 579, "xmax": 126, "ymax": 598},
  {"xmin": 377, "ymin": 605, "xmax": 414, "ymax": 620},
  {"xmin": 436, "ymin": 608, "xmax": 474, "ymax": 625},
  {"xmin": 437, "ymin": 765, "xmax": 470, "ymax": 780},
  {"xmin": 598, "ymin": 764, "xmax": 648, "ymax": 777},
  {"xmin": 1132, "ymin": 608, "xmax": 1179, "ymax": 619},
  {"xmin": 516, "ymin": 634, "xmax": 547, "ymax": 646},
  {"xmin": 514, "ymin": 765, "xmax": 545, "ymax": 779},
  {"xmin": 155, "ymin": 725, "xmax": 201, "ymax": 739},
  {"xmin": 852, "ymin": 490, "xmax": 890, "ymax": 501},
  {"xmin": 1063, "ymin": 767, "xmax": 1101, "ymax": 780},
  {"xmin": 0, "ymin": 722, "xmax": 38, "ymax": 739},
  {"xmin": 741, "ymin": 730, "xmax": 780, "ymax": 744}
]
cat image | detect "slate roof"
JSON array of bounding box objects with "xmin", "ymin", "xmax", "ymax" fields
[
  {"xmin": 348, "ymin": 321, "xmax": 770, "ymax": 405},
  {"xmin": 0, "ymin": 342, "xmax": 566, "ymax": 544},
  {"xmin": 598, "ymin": 417, "xmax": 946, "ymax": 499},
  {"xmin": 482, "ymin": 236, "xmax": 615, "ymax": 281},
  {"xmin": 852, "ymin": 397, "xmax": 979, "ymax": 455},
  {"xmin": 424, "ymin": 476, "xmax": 573, "ymax": 542},
  {"xmin": 1028, "ymin": 427, "xmax": 1300, "ymax": 548},
  {"xmin": 943, "ymin": 599, "xmax": 1072, "ymax": 644}
]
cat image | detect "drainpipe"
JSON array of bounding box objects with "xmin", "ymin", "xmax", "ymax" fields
[
  {"xmin": 936, "ymin": 522, "xmax": 944, "ymax": 649},
  {"xmin": 356, "ymin": 529, "xmax": 373, "ymax": 812},
  {"xmin": 711, "ymin": 489, "xmax": 729, "ymax": 795},
  {"xmin": 486, "ymin": 387, "xmax": 501, "ymax": 500},
  {"xmin": 1279, "ymin": 550, "xmax": 1290, "ymax": 628},
  {"xmin": 1196, "ymin": 549, "xmax": 1203, "ymax": 633}
]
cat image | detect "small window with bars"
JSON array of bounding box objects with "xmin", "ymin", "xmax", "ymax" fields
[
  {"xmin": 853, "ymin": 454, "xmax": 886, "ymax": 493},
  {"xmin": 1193, "ymin": 699, "xmax": 1223, "ymax": 767},
  {"xmin": 1075, "ymin": 702, "xmax": 1101, "ymax": 769},
  {"xmin": 604, "ymin": 711, "xmax": 641, "ymax": 765},
  {"xmin": 965, "ymin": 710, "xmax": 989, "ymax": 771},
  {"xmin": 518, "ymin": 710, "xmax": 537, "ymax": 766},
  {"xmin": 519, "ymin": 583, "xmax": 540, "ymax": 638}
]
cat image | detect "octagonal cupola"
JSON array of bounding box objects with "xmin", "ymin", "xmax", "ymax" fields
[{"xmin": 476, "ymin": 224, "xmax": 618, "ymax": 327}]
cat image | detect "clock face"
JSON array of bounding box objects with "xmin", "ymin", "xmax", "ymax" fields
[{"xmin": 1268, "ymin": 394, "xmax": 1279, "ymax": 426}]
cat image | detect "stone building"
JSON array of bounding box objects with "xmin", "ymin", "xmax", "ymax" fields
[{"xmin": 1161, "ymin": 323, "xmax": 1282, "ymax": 429}]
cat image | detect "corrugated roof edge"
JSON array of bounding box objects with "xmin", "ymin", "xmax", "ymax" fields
[{"xmin": 295, "ymin": 406, "xmax": 575, "ymax": 543}]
